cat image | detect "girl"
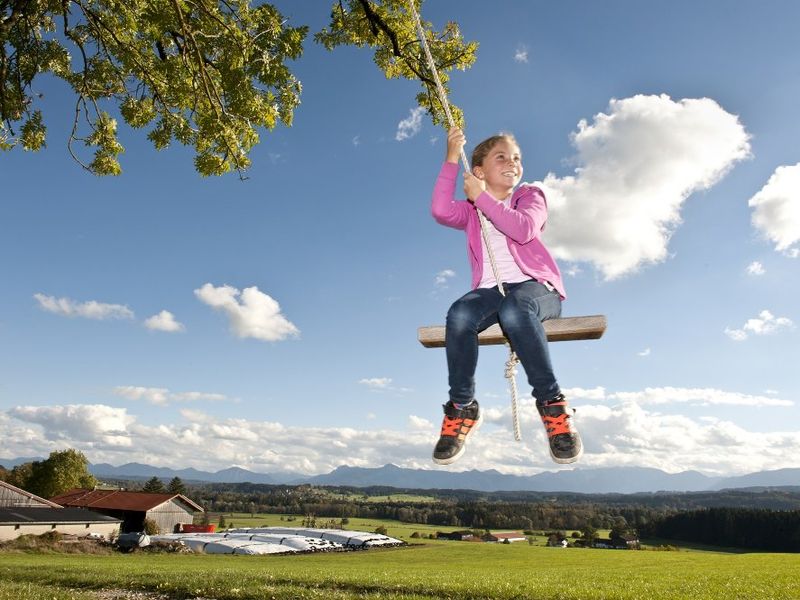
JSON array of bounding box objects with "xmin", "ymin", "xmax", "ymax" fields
[{"xmin": 430, "ymin": 127, "xmax": 582, "ymax": 466}]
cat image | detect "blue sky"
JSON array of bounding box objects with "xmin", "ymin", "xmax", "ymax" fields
[{"xmin": 1, "ymin": 0, "xmax": 798, "ymax": 478}]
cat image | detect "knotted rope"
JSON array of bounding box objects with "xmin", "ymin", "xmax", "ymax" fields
[{"xmin": 408, "ymin": 1, "xmax": 522, "ymax": 441}]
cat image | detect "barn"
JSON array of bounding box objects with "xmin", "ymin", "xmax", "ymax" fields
[
  {"xmin": 0, "ymin": 479, "xmax": 61, "ymax": 508},
  {"xmin": 0, "ymin": 481, "xmax": 120, "ymax": 541},
  {"xmin": 0, "ymin": 507, "xmax": 120, "ymax": 542},
  {"xmin": 51, "ymin": 489, "xmax": 203, "ymax": 534}
]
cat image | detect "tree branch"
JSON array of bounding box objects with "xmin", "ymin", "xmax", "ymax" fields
[{"xmin": 356, "ymin": 0, "xmax": 402, "ymax": 57}]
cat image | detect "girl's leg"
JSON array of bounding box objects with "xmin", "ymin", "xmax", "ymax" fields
[
  {"xmin": 496, "ymin": 280, "xmax": 562, "ymax": 402},
  {"xmin": 445, "ymin": 287, "xmax": 503, "ymax": 403}
]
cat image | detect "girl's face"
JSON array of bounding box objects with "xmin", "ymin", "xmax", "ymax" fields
[{"xmin": 474, "ymin": 139, "xmax": 523, "ymax": 194}]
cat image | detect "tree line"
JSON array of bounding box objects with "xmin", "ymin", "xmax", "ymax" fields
[
  {"xmin": 183, "ymin": 482, "xmax": 798, "ymax": 536},
  {"xmin": 642, "ymin": 507, "xmax": 800, "ymax": 552},
  {"xmin": 4, "ymin": 454, "xmax": 798, "ymax": 552}
]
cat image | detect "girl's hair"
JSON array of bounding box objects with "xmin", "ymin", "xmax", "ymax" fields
[{"xmin": 471, "ymin": 133, "xmax": 519, "ymax": 169}]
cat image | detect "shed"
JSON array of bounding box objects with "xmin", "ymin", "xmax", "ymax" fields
[
  {"xmin": 483, "ymin": 531, "xmax": 527, "ymax": 543},
  {"xmin": 0, "ymin": 480, "xmax": 61, "ymax": 508},
  {"xmin": 0, "ymin": 507, "xmax": 120, "ymax": 542},
  {"xmin": 593, "ymin": 534, "xmax": 640, "ymax": 549},
  {"xmin": 50, "ymin": 489, "xmax": 203, "ymax": 534},
  {"xmin": 437, "ymin": 530, "xmax": 474, "ymax": 541}
]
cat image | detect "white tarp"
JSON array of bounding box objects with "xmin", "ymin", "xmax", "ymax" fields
[
  {"xmin": 150, "ymin": 527, "xmax": 402, "ymax": 555},
  {"xmin": 241, "ymin": 527, "xmax": 404, "ymax": 548}
]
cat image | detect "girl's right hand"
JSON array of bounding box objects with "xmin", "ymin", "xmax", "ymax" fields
[{"xmin": 446, "ymin": 127, "xmax": 465, "ymax": 164}]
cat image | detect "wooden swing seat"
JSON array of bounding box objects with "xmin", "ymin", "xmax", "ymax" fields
[{"xmin": 418, "ymin": 315, "xmax": 607, "ymax": 348}]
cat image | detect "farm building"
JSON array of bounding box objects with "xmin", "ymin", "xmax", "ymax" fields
[
  {"xmin": 50, "ymin": 489, "xmax": 203, "ymax": 534},
  {"xmin": 0, "ymin": 480, "xmax": 61, "ymax": 508},
  {"xmin": 0, "ymin": 507, "xmax": 120, "ymax": 542},
  {"xmin": 593, "ymin": 534, "xmax": 641, "ymax": 549},
  {"xmin": 437, "ymin": 530, "xmax": 475, "ymax": 541},
  {"xmin": 483, "ymin": 531, "xmax": 527, "ymax": 543}
]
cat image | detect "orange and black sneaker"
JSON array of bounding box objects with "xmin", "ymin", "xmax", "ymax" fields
[
  {"xmin": 537, "ymin": 393, "xmax": 583, "ymax": 464},
  {"xmin": 432, "ymin": 400, "xmax": 482, "ymax": 465}
]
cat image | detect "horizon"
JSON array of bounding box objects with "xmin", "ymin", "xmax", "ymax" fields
[
  {"xmin": 5, "ymin": 454, "xmax": 799, "ymax": 481},
  {"xmin": 1, "ymin": 1, "xmax": 799, "ymax": 478}
]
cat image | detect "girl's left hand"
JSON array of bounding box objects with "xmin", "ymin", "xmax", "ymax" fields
[{"xmin": 464, "ymin": 171, "xmax": 485, "ymax": 202}]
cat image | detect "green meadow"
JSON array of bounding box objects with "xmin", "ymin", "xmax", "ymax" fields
[
  {"xmin": 1, "ymin": 513, "xmax": 798, "ymax": 600},
  {"xmin": 1, "ymin": 542, "xmax": 798, "ymax": 600}
]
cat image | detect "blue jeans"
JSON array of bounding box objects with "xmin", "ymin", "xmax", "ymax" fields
[{"xmin": 445, "ymin": 280, "xmax": 562, "ymax": 404}]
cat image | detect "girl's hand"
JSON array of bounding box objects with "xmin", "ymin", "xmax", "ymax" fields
[
  {"xmin": 464, "ymin": 171, "xmax": 485, "ymax": 202},
  {"xmin": 446, "ymin": 127, "xmax": 466, "ymax": 164}
]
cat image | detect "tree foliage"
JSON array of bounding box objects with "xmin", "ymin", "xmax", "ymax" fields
[
  {"xmin": 315, "ymin": 0, "xmax": 476, "ymax": 129},
  {"xmin": 142, "ymin": 476, "xmax": 166, "ymax": 493},
  {"xmin": 0, "ymin": 0, "xmax": 476, "ymax": 176},
  {"xmin": 14, "ymin": 449, "xmax": 97, "ymax": 498},
  {"xmin": 167, "ymin": 476, "xmax": 186, "ymax": 495}
]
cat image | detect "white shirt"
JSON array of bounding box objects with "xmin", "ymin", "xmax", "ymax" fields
[{"xmin": 477, "ymin": 197, "xmax": 530, "ymax": 289}]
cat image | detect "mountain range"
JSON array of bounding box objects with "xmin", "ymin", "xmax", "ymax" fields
[{"xmin": 2, "ymin": 457, "xmax": 798, "ymax": 494}]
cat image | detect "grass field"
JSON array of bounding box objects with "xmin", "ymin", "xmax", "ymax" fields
[
  {"xmin": 1, "ymin": 514, "xmax": 798, "ymax": 599},
  {"xmin": 1, "ymin": 542, "xmax": 799, "ymax": 600},
  {"xmin": 214, "ymin": 512, "xmax": 503, "ymax": 542}
]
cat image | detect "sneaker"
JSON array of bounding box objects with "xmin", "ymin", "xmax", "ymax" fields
[
  {"xmin": 432, "ymin": 400, "xmax": 482, "ymax": 465},
  {"xmin": 537, "ymin": 393, "xmax": 583, "ymax": 464}
]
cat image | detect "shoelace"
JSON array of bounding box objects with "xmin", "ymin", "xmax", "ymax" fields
[
  {"xmin": 441, "ymin": 414, "xmax": 478, "ymax": 437},
  {"xmin": 541, "ymin": 412, "xmax": 572, "ymax": 437},
  {"xmin": 440, "ymin": 416, "xmax": 463, "ymax": 436}
]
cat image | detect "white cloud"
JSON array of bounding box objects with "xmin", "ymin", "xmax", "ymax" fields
[
  {"xmin": 562, "ymin": 386, "xmax": 607, "ymax": 401},
  {"xmin": 3, "ymin": 389, "xmax": 798, "ymax": 476},
  {"xmin": 359, "ymin": 378, "xmax": 392, "ymax": 390},
  {"xmin": 538, "ymin": 94, "xmax": 751, "ymax": 279},
  {"xmin": 725, "ymin": 309, "xmax": 794, "ymax": 341},
  {"xmin": 408, "ymin": 415, "xmax": 433, "ymax": 430},
  {"xmin": 745, "ymin": 261, "xmax": 765, "ymax": 276},
  {"xmin": 724, "ymin": 327, "xmax": 748, "ymax": 341},
  {"xmin": 194, "ymin": 283, "xmax": 299, "ymax": 342},
  {"xmin": 637, "ymin": 348, "xmax": 651, "ymax": 357},
  {"xmin": 352, "ymin": 135, "xmax": 361, "ymax": 147},
  {"xmin": 434, "ymin": 269, "xmax": 456, "ymax": 287},
  {"xmin": 562, "ymin": 385, "xmax": 792, "ymax": 407},
  {"xmin": 143, "ymin": 310, "xmax": 185, "ymax": 332},
  {"xmin": 358, "ymin": 378, "xmax": 412, "ymax": 394},
  {"xmin": 608, "ymin": 386, "xmax": 793, "ymax": 407},
  {"xmin": 395, "ymin": 107, "xmax": 426, "ymax": 141},
  {"xmin": 114, "ymin": 386, "xmax": 228, "ymax": 407},
  {"xmin": 514, "ymin": 45, "xmax": 529, "ymax": 63},
  {"xmin": 565, "ymin": 264, "xmax": 583, "ymax": 277},
  {"xmin": 748, "ymin": 163, "xmax": 800, "ymax": 255},
  {"xmin": 8, "ymin": 404, "xmax": 134, "ymax": 447},
  {"xmin": 34, "ymin": 293, "xmax": 134, "ymax": 320}
]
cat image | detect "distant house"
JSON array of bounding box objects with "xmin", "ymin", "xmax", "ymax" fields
[
  {"xmin": 0, "ymin": 480, "xmax": 61, "ymax": 508},
  {"xmin": 50, "ymin": 489, "xmax": 203, "ymax": 534},
  {"xmin": 437, "ymin": 530, "xmax": 475, "ymax": 541},
  {"xmin": 0, "ymin": 507, "xmax": 120, "ymax": 542},
  {"xmin": 483, "ymin": 531, "xmax": 527, "ymax": 543},
  {"xmin": 593, "ymin": 534, "xmax": 640, "ymax": 550}
]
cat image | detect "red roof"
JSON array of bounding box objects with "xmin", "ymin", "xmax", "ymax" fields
[
  {"xmin": 50, "ymin": 489, "xmax": 202, "ymax": 513},
  {"xmin": 491, "ymin": 532, "xmax": 527, "ymax": 539}
]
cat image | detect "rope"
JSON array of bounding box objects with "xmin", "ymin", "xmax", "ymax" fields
[{"xmin": 408, "ymin": 1, "xmax": 522, "ymax": 441}]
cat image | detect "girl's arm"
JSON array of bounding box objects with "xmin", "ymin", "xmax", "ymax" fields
[
  {"xmin": 431, "ymin": 128, "xmax": 472, "ymax": 229},
  {"xmin": 472, "ymin": 185, "xmax": 547, "ymax": 243},
  {"xmin": 431, "ymin": 162, "xmax": 471, "ymax": 229}
]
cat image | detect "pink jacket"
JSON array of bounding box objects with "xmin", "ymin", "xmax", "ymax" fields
[{"xmin": 431, "ymin": 161, "xmax": 566, "ymax": 299}]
